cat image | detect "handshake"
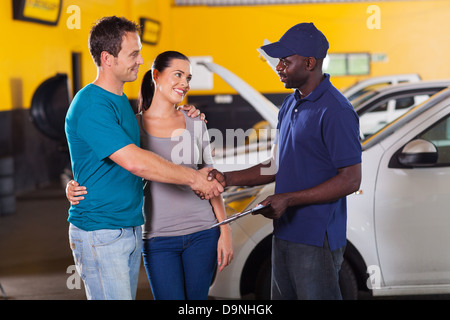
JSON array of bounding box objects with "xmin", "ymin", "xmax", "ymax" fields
[
  {"xmin": 192, "ymin": 166, "xmax": 284, "ymax": 220},
  {"xmin": 191, "ymin": 168, "xmax": 227, "ymax": 200}
]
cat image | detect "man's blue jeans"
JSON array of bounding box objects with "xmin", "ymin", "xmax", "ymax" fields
[
  {"xmin": 142, "ymin": 228, "xmax": 219, "ymax": 300},
  {"xmin": 69, "ymin": 223, "xmax": 143, "ymax": 300},
  {"xmin": 271, "ymin": 235, "xmax": 345, "ymax": 300}
]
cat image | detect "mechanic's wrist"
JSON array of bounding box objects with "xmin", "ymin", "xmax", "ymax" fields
[{"xmin": 223, "ymin": 171, "xmax": 231, "ymax": 187}]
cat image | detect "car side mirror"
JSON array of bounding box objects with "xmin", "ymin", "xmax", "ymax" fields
[{"xmin": 398, "ymin": 139, "xmax": 438, "ymax": 167}]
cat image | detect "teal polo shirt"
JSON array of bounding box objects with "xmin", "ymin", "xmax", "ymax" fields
[
  {"xmin": 65, "ymin": 84, "xmax": 144, "ymax": 231},
  {"xmin": 274, "ymin": 74, "xmax": 361, "ymax": 251}
]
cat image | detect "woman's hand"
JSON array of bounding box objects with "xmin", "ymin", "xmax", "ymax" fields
[
  {"xmin": 66, "ymin": 180, "xmax": 87, "ymax": 205},
  {"xmin": 179, "ymin": 104, "xmax": 207, "ymax": 123},
  {"xmin": 217, "ymin": 224, "xmax": 233, "ymax": 272}
]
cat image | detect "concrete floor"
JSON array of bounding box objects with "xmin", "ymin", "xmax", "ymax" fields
[{"xmin": 0, "ymin": 183, "xmax": 153, "ymax": 300}]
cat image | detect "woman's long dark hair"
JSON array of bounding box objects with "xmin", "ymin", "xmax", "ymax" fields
[{"xmin": 138, "ymin": 51, "xmax": 190, "ymax": 113}]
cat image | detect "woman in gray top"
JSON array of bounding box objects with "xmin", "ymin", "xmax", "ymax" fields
[
  {"xmin": 67, "ymin": 51, "xmax": 233, "ymax": 300},
  {"xmin": 137, "ymin": 51, "xmax": 232, "ymax": 299}
]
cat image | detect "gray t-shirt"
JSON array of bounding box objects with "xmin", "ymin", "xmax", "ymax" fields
[{"xmin": 137, "ymin": 111, "xmax": 217, "ymax": 239}]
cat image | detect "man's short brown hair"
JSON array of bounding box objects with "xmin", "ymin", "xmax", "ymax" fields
[{"xmin": 89, "ymin": 16, "xmax": 140, "ymax": 67}]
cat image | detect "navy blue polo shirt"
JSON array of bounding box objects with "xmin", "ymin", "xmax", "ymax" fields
[{"xmin": 274, "ymin": 74, "xmax": 361, "ymax": 251}]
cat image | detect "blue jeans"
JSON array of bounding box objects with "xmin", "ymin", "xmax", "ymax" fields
[
  {"xmin": 68, "ymin": 223, "xmax": 143, "ymax": 300},
  {"xmin": 271, "ymin": 235, "xmax": 345, "ymax": 300},
  {"xmin": 142, "ymin": 228, "xmax": 219, "ymax": 300}
]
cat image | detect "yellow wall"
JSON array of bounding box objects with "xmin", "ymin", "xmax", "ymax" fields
[
  {"xmin": 0, "ymin": 0, "xmax": 169, "ymax": 112},
  {"xmin": 169, "ymin": 1, "xmax": 450, "ymax": 95},
  {"xmin": 1, "ymin": 0, "xmax": 449, "ymax": 111}
]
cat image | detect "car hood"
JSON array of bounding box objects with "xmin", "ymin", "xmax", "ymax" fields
[{"xmin": 197, "ymin": 61, "xmax": 279, "ymax": 128}]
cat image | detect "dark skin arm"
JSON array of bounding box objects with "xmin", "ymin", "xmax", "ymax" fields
[
  {"xmin": 200, "ymin": 159, "xmax": 276, "ymax": 199},
  {"xmin": 258, "ymin": 163, "xmax": 361, "ymax": 219},
  {"xmin": 211, "ymin": 161, "xmax": 276, "ymax": 188},
  {"xmin": 208, "ymin": 162, "xmax": 361, "ymax": 220}
]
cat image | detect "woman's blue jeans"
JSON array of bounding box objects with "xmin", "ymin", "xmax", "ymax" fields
[
  {"xmin": 271, "ymin": 235, "xmax": 345, "ymax": 300},
  {"xmin": 142, "ymin": 228, "xmax": 219, "ymax": 300},
  {"xmin": 68, "ymin": 223, "xmax": 143, "ymax": 300}
]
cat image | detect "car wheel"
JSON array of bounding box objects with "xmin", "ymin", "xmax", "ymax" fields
[
  {"xmin": 339, "ymin": 259, "xmax": 359, "ymax": 300},
  {"xmin": 254, "ymin": 256, "xmax": 271, "ymax": 300}
]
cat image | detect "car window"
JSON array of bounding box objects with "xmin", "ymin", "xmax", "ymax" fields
[
  {"xmin": 417, "ymin": 112, "xmax": 450, "ymax": 165},
  {"xmin": 370, "ymin": 102, "xmax": 388, "ymax": 113},
  {"xmin": 346, "ymin": 82, "xmax": 390, "ymax": 102},
  {"xmin": 395, "ymin": 96, "xmax": 415, "ymax": 110},
  {"xmin": 360, "ymin": 93, "xmax": 435, "ymax": 141},
  {"xmin": 350, "ymin": 90, "xmax": 378, "ymax": 109}
]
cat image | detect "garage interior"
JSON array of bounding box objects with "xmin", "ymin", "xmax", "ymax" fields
[{"xmin": 1, "ymin": 0, "xmax": 450, "ymax": 302}]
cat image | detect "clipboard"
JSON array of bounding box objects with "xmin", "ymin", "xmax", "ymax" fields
[{"xmin": 210, "ymin": 204, "xmax": 269, "ymax": 228}]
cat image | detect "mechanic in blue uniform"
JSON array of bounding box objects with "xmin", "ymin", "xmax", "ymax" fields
[{"xmin": 207, "ymin": 23, "xmax": 362, "ymax": 299}]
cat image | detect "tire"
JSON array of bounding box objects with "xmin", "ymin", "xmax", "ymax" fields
[{"xmin": 339, "ymin": 259, "xmax": 359, "ymax": 300}]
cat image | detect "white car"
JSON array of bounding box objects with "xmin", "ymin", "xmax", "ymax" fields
[
  {"xmin": 355, "ymin": 80, "xmax": 450, "ymax": 137},
  {"xmin": 199, "ymin": 61, "xmax": 450, "ymax": 299},
  {"xmin": 341, "ymin": 73, "xmax": 421, "ymax": 102}
]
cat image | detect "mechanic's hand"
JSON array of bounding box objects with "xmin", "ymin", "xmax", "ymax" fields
[
  {"xmin": 179, "ymin": 104, "xmax": 207, "ymax": 123},
  {"xmin": 207, "ymin": 169, "xmax": 227, "ymax": 188},
  {"xmin": 191, "ymin": 167, "xmax": 224, "ymax": 200},
  {"xmin": 258, "ymin": 193, "xmax": 291, "ymax": 220},
  {"xmin": 194, "ymin": 169, "xmax": 227, "ymax": 199},
  {"xmin": 66, "ymin": 180, "xmax": 87, "ymax": 205}
]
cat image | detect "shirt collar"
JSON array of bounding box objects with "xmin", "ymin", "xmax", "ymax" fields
[{"xmin": 294, "ymin": 73, "xmax": 331, "ymax": 102}]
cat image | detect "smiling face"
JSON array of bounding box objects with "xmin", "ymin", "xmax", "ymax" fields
[
  {"xmin": 153, "ymin": 58, "xmax": 192, "ymax": 105},
  {"xmin": 110, "ymin": 32, "xmax": 144, "ymax": 83},
  {"xmin": 276, "ymin": 54, "xmax": 310, "ymax": 90}
]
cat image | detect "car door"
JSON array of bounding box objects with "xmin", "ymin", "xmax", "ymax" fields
[{"xmin": 374, "ymin": 101, "xmax": 450, "ymax": 287}]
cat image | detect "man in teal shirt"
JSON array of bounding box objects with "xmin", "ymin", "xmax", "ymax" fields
[
  {"xmin": 66, "ymin": 84, "xmax": 144, "ymax": 231},
  {"xmin": 65, "ymin": 16, "xmax": 223, "ymax": 300}
]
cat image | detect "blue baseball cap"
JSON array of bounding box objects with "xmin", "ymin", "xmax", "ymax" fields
[{"xmin": 261, "ymin": 23, "xmax": 329, "ymax": 59}]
